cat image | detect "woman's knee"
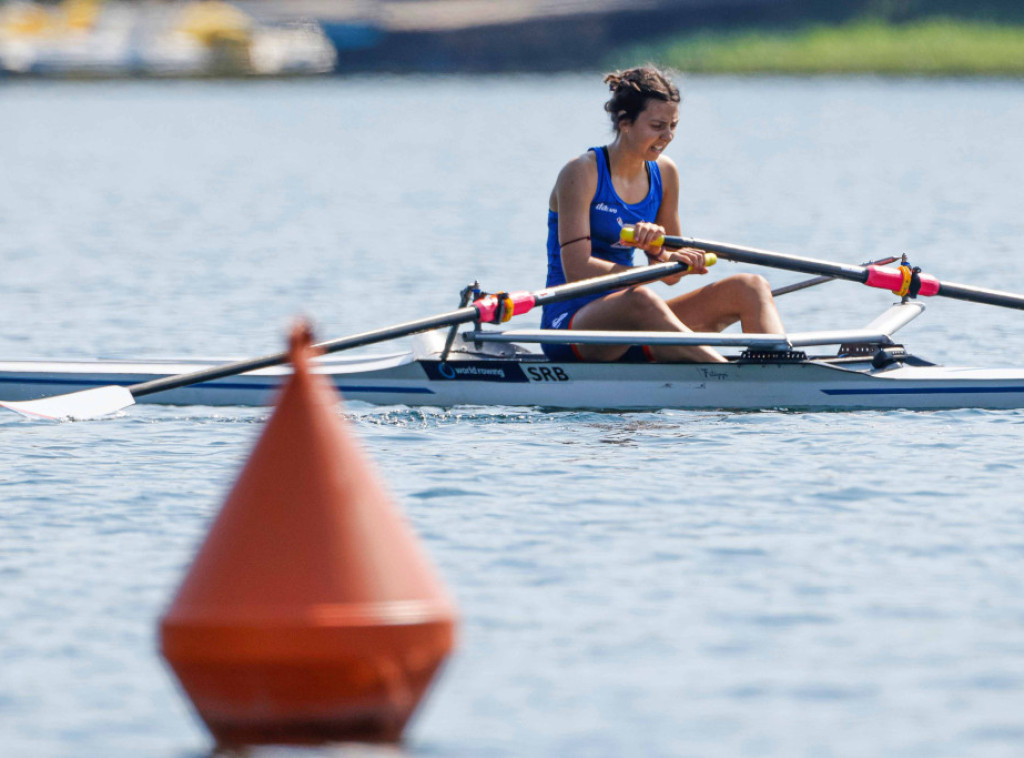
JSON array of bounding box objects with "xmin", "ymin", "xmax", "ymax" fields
[
  {"xmin": 622, "ymin": 286, "xmax": 676, "ymax": 326},
  {"xmin": 723, "ymin": 273, "xmax": 773, "ymax": 302}
]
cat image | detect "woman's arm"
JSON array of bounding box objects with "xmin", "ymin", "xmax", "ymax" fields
[{"xmin": 554, "ymin": 155, "xmax": 629, "ymax": 283}]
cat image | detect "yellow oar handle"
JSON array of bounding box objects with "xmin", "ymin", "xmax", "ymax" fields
[
  {"xmin": 619, "ymin": 225, "xmax": 643, "ymax": 245},
  {"xmin": 619, "ymin": 226, "xmax": 717, "ymax": 268}
]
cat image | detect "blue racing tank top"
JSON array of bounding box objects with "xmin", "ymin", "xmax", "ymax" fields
[{"xmin": 541, "ymin": 146, "xmax": 663, "ymax": 332}]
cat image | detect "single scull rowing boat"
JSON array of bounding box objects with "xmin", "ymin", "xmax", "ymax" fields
[
  {"xmin": 3, "ymin": 302, "xmax": 1024, "ymax": 411},
  {"xmin": 6, "ymin": 231, "xmax": 1024, "ymax": 419}
]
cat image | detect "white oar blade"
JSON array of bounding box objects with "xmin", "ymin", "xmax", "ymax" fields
[{"xmin": 0, "ymin": 386, "xmax": 136, "ymax": 421}]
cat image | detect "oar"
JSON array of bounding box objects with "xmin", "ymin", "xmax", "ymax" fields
[
  {"xmin": 771, "ymin": 256, "xmax": 900, "ymax": 297},
  {"xmin": 0, "ymin": 254, "xmax": 717, "ymax": 421},
  {"xmin": 622, "ymin": 227, "xmax": 1024, "ymax": 311}
]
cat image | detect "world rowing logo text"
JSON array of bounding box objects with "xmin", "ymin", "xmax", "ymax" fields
[
  {"xmin": 443, "ymin": 365, "xmax": 505, "ymax": 379},
  {"xmin": 423, "ymin": 361, "xmax": 530, "ymax": 383}
]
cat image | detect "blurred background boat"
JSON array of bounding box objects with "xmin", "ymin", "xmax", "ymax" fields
[{"xmin": 0, "ymin": 0, "xmax": 338, "ymax": 77}]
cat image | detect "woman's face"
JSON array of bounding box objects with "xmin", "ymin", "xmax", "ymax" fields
[{"xmin": 623, "ymin": 99, "xmax": 679, "ymax": 160}]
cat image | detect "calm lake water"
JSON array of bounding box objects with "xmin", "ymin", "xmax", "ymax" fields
[{"xmin": 3, "ymin": 74, "xmax": 1024, "ymax": 758}]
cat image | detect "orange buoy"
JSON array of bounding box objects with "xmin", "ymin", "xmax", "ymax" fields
[{"xmin": 159, "ymin": 322, "xmax": 456, "ymax": 745}]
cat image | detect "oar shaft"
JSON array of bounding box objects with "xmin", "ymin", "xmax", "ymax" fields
[
  {"xmin": 129, "ymin": 258, "xmax": 705, "ymax": 398},
  {"xmin": 932, "ymin": 281, "xmax": 1024, "ymax": 310},
  {"xmin": 129, "ymin": 307, "xmax": 478, "ymax": 397},
  {"xmin": 771, "ymin": 256, "xmax": 900, "ymax": 297},
  {"xmin": 771, "ymin": 273, "xmax": 834, "ymax": 297},
  {"xmin": 665, "ymin": 234, "xmax": 871, "ymax": 283},
  {"xmin": 532, "ymin": 260, "xmax": 691, "ymax": 305}
]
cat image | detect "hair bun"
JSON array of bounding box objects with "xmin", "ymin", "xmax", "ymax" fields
[
  {"xmin": 604, "ymin": 70, "xmax": 645, "ymax": 94},
  {"xmin": 601, "ymin": 66, "xmax": 680, "ymax": 133}
]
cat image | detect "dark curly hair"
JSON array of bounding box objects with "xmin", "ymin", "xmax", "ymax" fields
[{"xmin": 603, "ymin": 66, "xmax": 681, "ymax": 133}]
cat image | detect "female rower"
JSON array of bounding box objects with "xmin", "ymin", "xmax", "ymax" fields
[{"xmin": 542, "ymin": 65, "xmax": 784, "ymax": 363}]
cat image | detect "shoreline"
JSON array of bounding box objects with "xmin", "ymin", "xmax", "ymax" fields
[{"xmin": 612, "ymin": 19, "xmax": 1024, "ymax": 77}]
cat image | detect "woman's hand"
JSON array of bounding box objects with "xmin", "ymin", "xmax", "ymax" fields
[
  {"xmin": 625, "ymin": 221, "xmax": 667, "ymax": 258},
  {"xmin": 625, "ymin": 223, "xmax": 707, "ymax": 283},
  {"xmin": 649, "ymin": 247, "xmax": 709, "ymax": 284}
]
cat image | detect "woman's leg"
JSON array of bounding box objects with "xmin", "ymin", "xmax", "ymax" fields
[
  {"xmin": 666, "ymin": 274, "xmax": 784, "ymax": 334},
  {"xmin": 569, "ymin": 286, "xmax": 727, "ymax": 363}
]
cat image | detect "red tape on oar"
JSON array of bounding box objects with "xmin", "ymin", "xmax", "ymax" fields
[
  {"xmin": 865, "ymin": 264, "xmax": 940, "ymax": 298},
  {"xmin": 472, "ymin": 291, "xmax": 536, "ymax": 323}
]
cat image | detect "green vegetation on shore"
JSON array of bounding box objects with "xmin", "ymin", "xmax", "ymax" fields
[{"xmin": 616, "ymin": 19, "xmax": 1024, "ymax": 75}]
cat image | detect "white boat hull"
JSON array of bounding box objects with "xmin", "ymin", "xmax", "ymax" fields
[{"xmin": 4, "ymin": 350, "xmax": 1024, "ymax": 411}]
